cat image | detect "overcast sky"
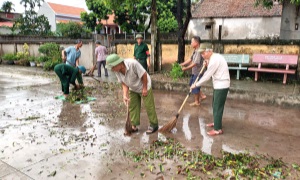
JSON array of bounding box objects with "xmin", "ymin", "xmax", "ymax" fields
[{"xmin": 6, "ymin": 0, "xmax": 88, "ymax": 13}]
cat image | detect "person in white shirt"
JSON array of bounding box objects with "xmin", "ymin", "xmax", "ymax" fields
[{"xmin": 191, "ymin": 43, "xmax": 230, "ymax": 136}]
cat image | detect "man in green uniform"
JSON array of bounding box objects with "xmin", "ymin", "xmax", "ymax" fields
[
  {"xmin": 134, "ymin": 34, "xmax": 150, "ymax": 71},
  {"xmin": 54, "ymin": 63, "xmax": 86, "ymax": 98}
]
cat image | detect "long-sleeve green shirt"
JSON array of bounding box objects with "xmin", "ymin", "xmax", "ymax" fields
[
  {"xmin": 59, "ymin": 64, "xmax": 82, "ymax": 85},
  {"xmin": 54, "ymin": 63, "xmax": 83, "ymax": 94}
]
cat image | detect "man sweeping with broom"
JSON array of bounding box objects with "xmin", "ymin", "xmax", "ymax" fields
[
  {"xmin": 191, "ymin": 43, "xmax": 230, "ymax": 136},
  {"xmin": 106, "ymin": 54, "xmax": 159, "ymax": 135}
]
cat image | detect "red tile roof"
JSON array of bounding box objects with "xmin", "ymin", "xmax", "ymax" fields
[
  {"xmin": 56, "ymin": 19, "xmax": 83, "ymax": 24},
  {"xmin": 47, "ymin": 2, "xmax": 86, "ymax": 17},
  {"xmin": 100, "ymin": 14, "xmax": 117, "ymax": 25},
  {"xmin": 0, "ymin": 22, "xmax": 13, "ymax": 27},
  {"xmin": 192, "ymin": 0, "xmax": 282, "ymax": 18}
]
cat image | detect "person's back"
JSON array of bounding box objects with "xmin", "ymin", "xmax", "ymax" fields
[
  {"xmin": 96, "ymin": 45, "xmax": 107, "ymax": 61},
  {"xmin": 95, "ymin": 41, "xmax": 108, "ymax": 77}
]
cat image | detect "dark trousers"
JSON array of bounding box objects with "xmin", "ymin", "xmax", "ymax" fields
[
  {"xmin": 54, "ymin": 65, "xmax": 70, "ymax": 94},
  {"xmin": 137, "ymin": 59, "xmax": 148, "ymax": 71},
  {"xmin": 97, "ymin": 61, "xmax": 108, "ymax": 77},
  {"xmin": 212, "ymin": 88, "xmax": 229, "ymax": 130}
]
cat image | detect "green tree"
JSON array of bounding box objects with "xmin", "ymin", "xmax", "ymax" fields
[
  {"xmin": 1, "ymin": 1, "xmax": 15, "ymax": 13},
  {"xmin": 56, "ymin": 22, "xmax": 84, "ymax": 38},
  {"xmin": 102, "ymin": 0, "xmax": 158, "ymax": 73},
  {"xmin": 13, "ymin": 0, "xmax": 51, "ymax": 35},
  {"xmin": 176, "ymin": 0, "xmax": 191, "ymax": 63},
  {"xmin": 19, "ymin": 0, "xmax": 43, "ymax": 11},
  {"xmin": 255, "ymin": 0, "xmax": 300, "ymax": 39},
  {"xmin": 80, "ymin": 0, "xmax": 112, "ymax": 33},
  {"xmin": 157, "ymin": 0, "xmax": 178, "ymax": 32},
  {"xmin": 88, "ymin": 0, "xmax": 177, "ymax": 33}
]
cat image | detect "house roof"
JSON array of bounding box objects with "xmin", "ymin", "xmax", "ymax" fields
[
  {"xmin": 192, "ymin": 0, "xmax": 282, "ymax": 18},
  {"xmin": 100, "ymin": 14, "xmax": 117, "ymax": 26},
  {"xmin": 0, "ymin": 12, "xmax": 22, "ymax": 22},
  {"xmin": 47, "ymin": 2, "xmax": 86, "ymax": 17}
]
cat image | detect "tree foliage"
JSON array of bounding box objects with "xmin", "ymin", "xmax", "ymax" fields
[
  {"xmin": 254, "ymin": 0, "xmax": 300, "ymax": 8},
  {"xmin": 80, "ymin": 0, "xmax": 112, "ymax": 33},
  {"xmin": 13, "ymin": 0, "xmax": 51, "ymax": 35},
  {"xmin": 176, "ymin": 0, "xmax": 191, "ymax": 63},
  {"xmin": 83, "ymin": 0, "xmax": 178, "ymax": 33},
  {"xmin": 1, "ymin": 1, "xmax": 15, "ymax": 13},
  {"xmin": 19, "ymin": 0, "xmax": 43, "ymax": 11},
  {"xmin": 56, "ymin": 22, "xmax": 85, "ymax": 38}
]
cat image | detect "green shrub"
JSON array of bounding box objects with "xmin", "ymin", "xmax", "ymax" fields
[
  {"xmin": 170, "ymin": 62, "xmax": 184, "ymax": 80},
  {"xmin": 37, "ymin": 56, "xmax": 50, "ymax": 62},
  {"xmin": 16, "ymin": 43, "xmax": 30, "ymax": 60},
  {"xmin": 56, "ymin": 22, "xmax": 84, "ymax": 39},
  {"xmin": 2, "ymin": 53, "xmax": 18, "ymax": 61},
  {"xmin": 18, "ymin": 59, "xmax": 30, "ymax": 66},
  {"xmin": 28, "ymin": 56, "xmax": 36, "ymax": 62},
  {"xmin": 38, "ymin": 43, "xmax": 62, "ymax": 71},
  {"xmin": 43, "ymin": 59, "xmax": 61, "ymax": 71},
  {"xmin": 38, "ymin": 43, "xmax": 60, "ymax": 57}
]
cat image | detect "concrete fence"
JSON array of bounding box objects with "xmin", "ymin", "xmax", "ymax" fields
[
  {"xmin": 1, "ymin": 35, "xmax": 300, "ymax": 78},
  {"xmin": 0, "ymin": 36, "xmax": 95, "ymax": 68}
]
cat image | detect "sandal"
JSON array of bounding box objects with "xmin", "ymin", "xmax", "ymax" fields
[
  {"xmin": 206, "ymin": 123, "xmax": 214, "ymax": 127},
  {"xmin": 146, "ymin": 126, "xmax": 158, "ymax": 134},
  {"xmin": 132, "ymin": 126, "xmax": 139, "ymax": 133},
  {"xmin": 189, "ymin": 102, "xmax": 200, "ymax": 107},
  {"xmin": 207, "ymin": 129, "xmax": 223, "ymax": 136}
]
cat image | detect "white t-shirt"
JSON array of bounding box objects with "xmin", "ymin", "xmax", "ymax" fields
[
  {"xmin": 195, "ymin": 53, "xmax": 230, "ymax": 89},
  {"xmin": 114, "ymin": 58, "xmax": 151, "ymax": 93}
]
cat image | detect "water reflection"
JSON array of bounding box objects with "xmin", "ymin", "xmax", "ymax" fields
[
  {"xmin": 199, "ymin": 117, "xmax": 213, "ymax": 154},
  {"xmin": 182, "ymin": 114, "xmax": 192, "ymax": 141}
]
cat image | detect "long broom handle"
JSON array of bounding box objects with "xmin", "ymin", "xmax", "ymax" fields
[{"xmin": 176, "ymin": 65, "xmax": 206, "ymax": 115}]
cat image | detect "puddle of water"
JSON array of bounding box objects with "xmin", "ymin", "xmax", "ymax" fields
[
  {"xmin": 199, "ymin": 118, "xmax": 213, "ymax": 154},
  {"xmin": 182, "ymin": 114, "xmax": 192, "ymax": 141}
]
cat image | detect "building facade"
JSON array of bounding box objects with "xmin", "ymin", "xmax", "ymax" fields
[
  {"xmin": 188, "ymin": 0, "xmax": 282, "ymax": 40},
  {"xmin": 37, "ymin": 2, "xmax": 85, "ymax": 32}
]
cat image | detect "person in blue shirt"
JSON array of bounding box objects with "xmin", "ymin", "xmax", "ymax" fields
[{"xmin": 62, "ymin": 39, "xmax": 83, "ymax": 67}]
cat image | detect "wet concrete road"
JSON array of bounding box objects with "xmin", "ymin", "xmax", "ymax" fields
[{"xmin": 0, "ymin": 67, "xmax": 300, "ymax": 179}]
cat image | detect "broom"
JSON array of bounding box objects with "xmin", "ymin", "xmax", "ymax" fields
[
  {"xmin": 124, "ymin": 102, "xmax": 133, "ymax": 136},
  {"xmin": 159, "ymin": 65, "xmax": 206, "ymax": 133}
]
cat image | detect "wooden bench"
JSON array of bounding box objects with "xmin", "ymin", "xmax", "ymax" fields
[
  {"xmin": 222, "ymin": 54, "xmax": 250, "ymax": 80},
  {"xmin": 248, "ymin": 54, "xmax": 298, "ymax": 84}
]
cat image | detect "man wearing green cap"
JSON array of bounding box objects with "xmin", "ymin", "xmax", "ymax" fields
[
  {"xmin": 106, "ymin": 54, "xmax": 159, "ymax": 134},
  {"xmin": 191, "ymin": 43, "xmax": 230, "ymax": 136},
  {"xmin": 134, "ymin": 34, "xmax": 150, "ymax": 71},
  {"xmin": 54, "ymin": 63, "xmax": 86, "ymax": 98}
]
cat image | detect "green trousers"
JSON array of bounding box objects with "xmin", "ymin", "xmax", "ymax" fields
[
  {"xmin": 54, "ymin": 66, "xmax": 70, "ymax": 94},
  {"xmin": 129, "ymin": 88, "xmax": 158, "ymax": 128},
  {"xmin": 212, "ymin": 88, "xmax": 229, "ymax": 130},
  {"xmin": 137, "ymin": 58, "xmax": 148, "ymax": 71}
]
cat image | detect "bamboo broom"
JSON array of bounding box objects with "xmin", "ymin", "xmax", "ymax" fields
[{"xmin": 159, "ymin": 65, "xmax": 206, "ymax": 133}]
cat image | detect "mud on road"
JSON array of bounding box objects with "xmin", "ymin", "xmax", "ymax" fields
[{"xmin": 0, "ymin": 68, "xmax": 299, "ymax": 179}]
